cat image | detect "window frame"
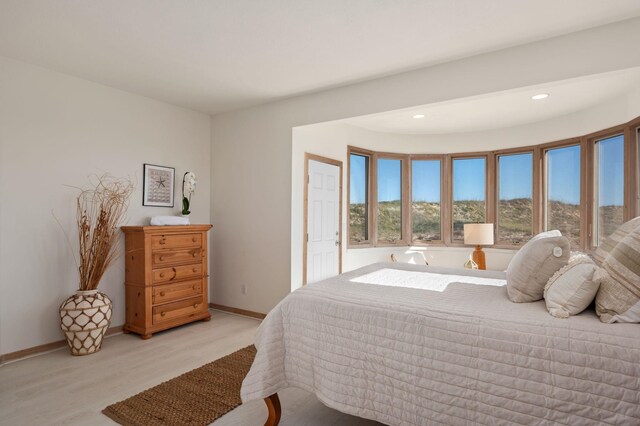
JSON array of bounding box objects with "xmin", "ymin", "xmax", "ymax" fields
[
  {"xmin": 493, "ymin": 147, "xmax": 539, "ymax": 248},
  {"xmin": 625, "ymin": 116, "xmax": 640, "ymax": 220},
  {"xmin": 344, "ymin": 115, "xmax": 640, "ymax": 251},
  {"xmin": 347, "ymin": 146, "xmax": 374, "ymax": 248},
  {"xmin": 540, "ymin": 138, "xmax": 584, "ymax": 250},
  {"xmin": 585, "ymin": 124, "xmax": 628, "ymax": 249},
  {"xmin": 447, "ymin": 152, "xmax": 493, "ymax": 246},
  {"xmin": 372, "ymin": 151, "xmax": 410, "ymax": 247},
  {"xmin": 409, "ymin": 154, "xmax": 446, "ymax": 245}
]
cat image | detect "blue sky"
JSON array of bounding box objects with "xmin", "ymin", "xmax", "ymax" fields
[
  {"xmin": 377, "ymin": 158, "xmax": 401, "ymax": 201},
  {"xmin": 412, "ymin": 160, "xmax": 440, "ymax": 202},
  {"xmin": 350, "ymin": 154, "xmax": 368, "ymax": 203},
  {"xmin": 596, "ymin": 135, "xmax": 624, "ymax": 206},
  {"xmin": 499, "ymin": 153, "xmax": 532, "ymax": 200},
  {"xmin": 547, "ymin": 145, "xmax": 581, "ymax": 204},
  {"xmin": 453, "ymin": 158, "xmax": 485, "ymax": 201},
  {"xmin": 350, "ymin": 136, "xmax": 624, "ymax": 205}
]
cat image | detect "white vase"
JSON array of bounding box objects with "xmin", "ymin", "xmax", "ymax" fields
[{"xmin": 59, "ymin": 290, "xmax": 112, "ymax": 356}]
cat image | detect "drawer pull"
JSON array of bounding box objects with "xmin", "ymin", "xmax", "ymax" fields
[
  {"xmin": 159, "ymin": 256, "xmax": 164, "ymax": 261},
  {"xmin": 192, "ymin": 285, "xmax": 197, "ymax": 290},
  {"xmin": 193, "ymin": 303, "xmax": 199, "ymax": 309},
  {"xmin": 159, "ymin": 238, "xmax": 166, "ymax": 245},
  {"xmin": 192, "ymin": 237, "xmax": 197, "ymax": 242},
  {"xmin": 160, "ymin": 311, "xmax": 166, "ymax": 317},
  {"xmin": 193, "ymin": 268, "xmax": 197, "ymax": 273},
  {"xmin": 160, "ymin": 272, "xmax": 165, "ymax": 278},
  {"xmin": 170, "ymin": 267, "xmax": 177, "ymax": 280},
  {"xmin": 192, "ymin": 252, "xmax": 197, "ymax": 257},
  {"xmin": 160, "ymin": 291, "xmax": 165, "ymax": 297}
]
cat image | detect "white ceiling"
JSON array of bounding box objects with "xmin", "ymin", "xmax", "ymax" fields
[
  {"xmin": 1, "ymin": 1, "xmax": 640, "ymax": 115},
  {"xmin": 345, "ymin": 69, "xmax": 640, "ymax": 134}
]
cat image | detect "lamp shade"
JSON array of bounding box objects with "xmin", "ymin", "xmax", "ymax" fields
[{"xmin": 464, "ymin": 223, "xmax": 494, "ymax": 245}]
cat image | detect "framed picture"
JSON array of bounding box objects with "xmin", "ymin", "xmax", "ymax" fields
[{"xmin": 143, "ymin": 164, "xmax": 175, "ymax": 207}]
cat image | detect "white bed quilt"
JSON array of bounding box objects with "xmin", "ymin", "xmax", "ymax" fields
[{"xmin": 241, "ymin": 263, "xmax": 640, "ymax": 425}]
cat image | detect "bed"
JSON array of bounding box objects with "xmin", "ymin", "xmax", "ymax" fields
[{"xmin": 241, "ymin": 262, "xmax": 640, "ymax": 425}]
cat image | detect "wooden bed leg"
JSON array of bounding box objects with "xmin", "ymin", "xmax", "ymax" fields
[{"xmin": 264, "ymin": 393, "xmax": 281, "ymax": 426}]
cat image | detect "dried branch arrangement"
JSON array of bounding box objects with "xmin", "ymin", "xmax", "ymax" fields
[{"xmin": 76, "ymin": 174, "xmax": 134, "ymax": 291}]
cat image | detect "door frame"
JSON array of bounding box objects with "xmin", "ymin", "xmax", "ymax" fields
[{"xmin": 303, "ymin": 153, "xmax": 343, "ymax": 285}]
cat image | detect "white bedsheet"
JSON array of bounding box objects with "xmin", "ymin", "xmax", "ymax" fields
[{"xmin": 241, "ymin": 262, "xmax": 640, "ymax": 425}]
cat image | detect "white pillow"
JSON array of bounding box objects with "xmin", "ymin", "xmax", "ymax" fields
[
  {"xmin": 594, "ymin": 224, "xmax": 640, "ymax": 323},
  {"xmin": 507, "ymin": 230, "xmax": 570, "ymax": 303},
  {"xmin": 544, "ymin": 252, "xmax": 601, "ymax": 318}
]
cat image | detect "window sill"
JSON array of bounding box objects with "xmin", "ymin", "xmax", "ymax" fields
[{"xmin": 346, "ymin": 243, "xmax": 519, "ymax": 252}]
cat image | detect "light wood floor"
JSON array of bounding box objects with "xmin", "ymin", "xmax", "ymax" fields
[{"xmin": 0, "ymin": 310, "xmax": 379, "ymax": 425}]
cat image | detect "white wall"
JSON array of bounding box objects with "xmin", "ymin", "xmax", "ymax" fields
[
  {"xmin": 210, "ymin": 17, "xmax": 640, "ymax": 315},
  {"xmin": 0, "ymin": 57, "xmax": 211, "ymax": 355}
]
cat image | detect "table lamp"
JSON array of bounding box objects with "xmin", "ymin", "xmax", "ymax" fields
[{"xmin": 464, "ymin": 223, "xmax": 494, "ymax": 270}]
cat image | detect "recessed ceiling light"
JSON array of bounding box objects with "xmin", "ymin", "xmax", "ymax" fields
[
  {"xmin": 412, "ymin": 114, "xmax": 425, "ymax": 119},
  {"xmin": 531, "ymin": 93, "xmax": 549, "ymax": 100}
]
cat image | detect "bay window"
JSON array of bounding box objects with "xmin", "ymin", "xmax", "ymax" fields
[{"xmin": 345, "ymin": 115, "xmax": 639, "ymax": 250}]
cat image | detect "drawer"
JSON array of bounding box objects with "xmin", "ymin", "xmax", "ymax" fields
[
  {"xmin": 153, "ymin": 297, "xmax": 205, "ymax": 324},
  {"xmin": 152, "ymin": 248, "xmax": 202, "ymax": 267},
  {"xmin": 151, "ymin": 234, "xmax": 202, "ymax": 250},
  {"xmin": 153, "ymin": 280, "xmax": 202, "ymax": 304},
  {"xmin": 153, "ymin": 264, "xmax": 203, "ymax": 284}
]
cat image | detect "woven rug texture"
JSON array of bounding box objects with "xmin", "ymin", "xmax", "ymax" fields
[{"xmin": 102, "ymin": 345, "xmax": 256, "ymax": 426}]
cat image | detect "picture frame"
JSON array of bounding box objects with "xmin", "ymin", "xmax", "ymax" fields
[{"xmin": 143, "ymin": 163, "xmax": 175, "ymax": 207}]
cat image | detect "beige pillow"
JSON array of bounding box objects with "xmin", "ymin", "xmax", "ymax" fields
[
  {"xmin": 507, "ymin": 230, "xmax": 570, "ymax": 303},
  {"xmin": 594, "ymin": 226, "xmax": 640, "ymax": 323},
  {"xmin": 593, "ymin": 216, "xmax": 640, "ymax": 265},
  {"xmin": 544, "ymin": 252, "xmax": 600, "ymax": 318}
]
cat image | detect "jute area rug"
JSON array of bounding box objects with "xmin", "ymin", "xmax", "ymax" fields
[{"xmin": 103, "ymin": 345, "xmax": 256, "ymax": 426}]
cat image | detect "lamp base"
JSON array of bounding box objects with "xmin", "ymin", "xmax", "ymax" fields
[{"xmin": 471, "ymin": 245, "xmax": 486, "ymax": 270}]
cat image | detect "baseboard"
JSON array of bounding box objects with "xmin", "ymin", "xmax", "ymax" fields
[
  {"xmin": 0, "ymin": 325, "xmax": 124, "ymax": 365},
  {"xmin": 209, "ymin": 303, "xmax": 266, "ymax": 320}
]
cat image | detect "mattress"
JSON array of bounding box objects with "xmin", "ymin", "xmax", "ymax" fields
[{"xmin": 241, "ymin": 262, "xmax": 640, "ymax": 425}]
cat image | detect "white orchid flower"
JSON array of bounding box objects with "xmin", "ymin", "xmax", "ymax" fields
[
  {"xmin": 183, "ymin": 172, "xmax": 197, "ymax": 195},
  {"xmin": 181, "ymin": 172, "xmax": 197, "ymax": 215}
]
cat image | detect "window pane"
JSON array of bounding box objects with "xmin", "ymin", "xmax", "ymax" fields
[
  {"xmin": 594, "ymin": 135, "xmax": 624, "ymax": 246},
  {"xmin": 453, "ymin": 158, "xmax": 486, "ymax": 241},
  {"xmin": 377, "ymin": 158, "xmax": 402, "ymax": 243},
  {"xmin": 349, "ymin": 154, "xmax": 369, "ymax": 243},
  {"xmin": 498, "ymin": 153, "xmax": 533, "ymax": 244},
  {"xmin": 412, "ymin": 160, "xmax": 441, "ymax": 241},
  {"xmin": 545, "ymin": 145, "xmax": 581, "ymax": 248}
]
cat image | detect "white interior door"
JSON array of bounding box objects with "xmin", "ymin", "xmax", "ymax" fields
[{"xmin": 307, "ymin": 159, "xmax": 341, "ymax": 284}]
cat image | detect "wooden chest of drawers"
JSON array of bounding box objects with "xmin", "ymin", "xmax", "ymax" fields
[{"xmin": 122, "ymin": 225, "xmax": 212, "ymax": 339}]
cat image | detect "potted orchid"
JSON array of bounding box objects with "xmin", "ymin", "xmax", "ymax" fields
[{"xmin": 181, "ymin": 172, "xmax": 197, "ymax": 216}]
